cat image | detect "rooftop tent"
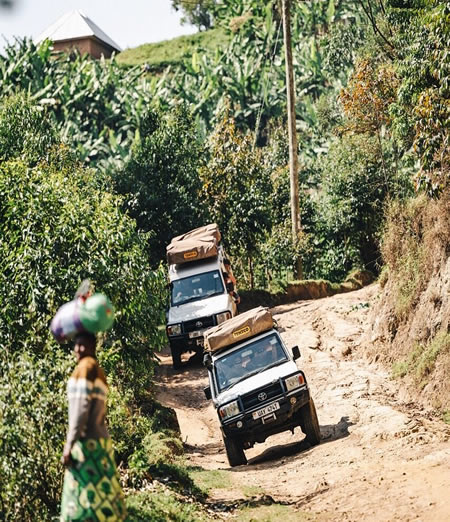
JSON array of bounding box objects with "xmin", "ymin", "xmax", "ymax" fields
[
  {"xmin": 167, "ymin": 224, "xmax": 221, "ymax": 265},
  {"xmin": 204, "ymin": 306, "xmax": 274, "ymax": 353},
  {"xmin": 171, "ymin": 223, "xmax": 221, "ymax": 244},
  {"xmin": 166, "ymin": 237, "xmax": 219, "ymax": 265}
]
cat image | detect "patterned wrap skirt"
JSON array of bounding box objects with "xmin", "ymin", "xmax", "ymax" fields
[{"xmin": 60, "ymin": 438, "xmax": 127, "ymax": 521}]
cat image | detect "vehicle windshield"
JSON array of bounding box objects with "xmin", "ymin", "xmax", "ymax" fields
[
  {"xmin": 214, "ymin": 333, "xmax": 288, "ymax": 392},
  {"xmin": 171, "ymin": 270, "xmax": 224, "ymax": 306}
]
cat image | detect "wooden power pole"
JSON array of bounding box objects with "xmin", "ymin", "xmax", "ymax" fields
[{"xmin": 282, "ymin": 0, "xmax": 303, "ymax": 280}]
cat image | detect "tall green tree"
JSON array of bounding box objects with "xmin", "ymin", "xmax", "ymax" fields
[
  {"xmin": 200, "ymin": 109, "xmax": 271, "ymax": 287},
  {"xmin": 110, "ymin": 105, "xmax": 205, "ymax": 262},
  {"xmin": 171, "ymin": 0, "xmax": 217, "ymax": 30}
]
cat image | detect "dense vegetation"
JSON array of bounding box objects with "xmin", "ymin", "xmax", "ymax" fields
[{"xmin": 0, "ymin": 0, "xmax": 447, "ymax": 518}]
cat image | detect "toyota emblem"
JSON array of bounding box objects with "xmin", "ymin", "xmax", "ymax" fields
[
  {"xmin": 195, "ymin": 321, "xmax": 203, "ymax": 328},
  {"xmin": 258, "ymin": 392, "xmax": 267, "ymax": 401}
]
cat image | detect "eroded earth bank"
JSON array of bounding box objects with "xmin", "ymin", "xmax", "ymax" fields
[{"xmin": 155, "ymin": 284, "xmax": 450, "ymax": 521}]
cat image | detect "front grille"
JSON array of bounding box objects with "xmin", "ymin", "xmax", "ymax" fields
[
  {"xmin": 183, "ymin": 315, "xmax": 215, "ymax": 333},
  {"xmin": 241, "ymin": 380, "xmax": 284, "ymax": 410}
]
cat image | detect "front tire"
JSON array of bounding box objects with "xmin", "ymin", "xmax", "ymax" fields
[
  {"xmin": 299, "ymin": 398, "xmax": 321, "ymax": 445},
  {"xmin": 170, "ymin": 342, "xmax": 182, "ymax": 369},
  {"xmin": 223, "ymin": 435, "xmax": 247, "ymax": 467}
]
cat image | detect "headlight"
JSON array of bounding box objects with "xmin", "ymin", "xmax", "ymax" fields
[
  {"xmin": 219, "ymin": 400, "xmax": 240, "ymax": 419},
  {"xmin": 167, "ymin": 323, "xmax": 182, "ymax": 336},
  {"xmin": 216, "ymin": 311, "xmax": 232, "ymax": 325},
  {"xmin": 285, "ymin": 373, "xmax": 305, "ymax": 392}
]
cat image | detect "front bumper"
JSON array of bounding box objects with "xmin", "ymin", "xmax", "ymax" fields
[
  {"xmin": 168, "ymin": 331, "xmax": 205, "ymax": 352},
  {"xmin": 220, "ymin": 386, "xmax": 310, "ymax": 445}
]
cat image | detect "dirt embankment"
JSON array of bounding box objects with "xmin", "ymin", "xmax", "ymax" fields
[
  {"xmin": 155, "ymin": 285, "xmax": 450, "ymax": 521},
  {"xmin": 364, "ymin": 193, "xmax": 450, "ymax": 413}
]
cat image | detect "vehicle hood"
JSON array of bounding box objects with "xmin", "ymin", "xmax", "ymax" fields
[
  {"xmin": 168, "ymin": 293, "xmax": 231, "ymax": 323},
  {"xmin": 215, "ymin": 360, "xmax": 299, "ymax": 405}
]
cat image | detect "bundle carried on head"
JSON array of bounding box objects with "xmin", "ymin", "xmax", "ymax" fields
[
  {"xmin": 166, "ymin": 223, "xmax": 221, "ymax": 265},
  {"xmin": 50, "ymin": 281, "xmax": 115, "ymax": 343}
]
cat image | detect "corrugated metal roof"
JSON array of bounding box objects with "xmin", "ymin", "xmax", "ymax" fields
[{"xmin": 35, "ymin": 10, "xmax": 121, "ymax": 51}]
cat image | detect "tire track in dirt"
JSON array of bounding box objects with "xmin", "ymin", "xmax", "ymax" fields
[{"xmin": 155, "ymin": 284, "xmax": 450, "ymax": 521}]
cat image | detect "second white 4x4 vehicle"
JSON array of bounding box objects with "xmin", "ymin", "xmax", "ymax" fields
[
  {"xmin": 165, "ymin": 224, "xmax": 238, "ymax": 368},
  {"xmin": 203, "ymin": 306, "xmax": 320, "ymax": 467}
]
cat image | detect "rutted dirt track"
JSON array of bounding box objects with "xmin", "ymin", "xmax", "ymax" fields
[{"xmin": 155, "ymin": 285, "xmax": 450, "ymax": 521}]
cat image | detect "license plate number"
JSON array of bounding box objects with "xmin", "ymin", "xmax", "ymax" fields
[{"xmin": 252, "ymin": 401, "xmax": 280, "ymax": 420}]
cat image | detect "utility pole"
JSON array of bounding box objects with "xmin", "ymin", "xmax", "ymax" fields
[{"xmin": 282, "ymin": 0, "xmax": 303, "ymax": 280}]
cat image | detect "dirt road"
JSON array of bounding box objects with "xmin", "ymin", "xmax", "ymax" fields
[{"xmin": 155, "ymin": 285, "xmax": 450, "ymax": 521}]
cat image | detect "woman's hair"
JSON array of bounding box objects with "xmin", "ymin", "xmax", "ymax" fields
[{"xmin": 74, "ymin": 332, "xmax": 96, "ymax": 351}]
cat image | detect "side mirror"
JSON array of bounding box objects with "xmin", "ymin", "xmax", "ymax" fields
[
  {"xmin": 292, "ymin": 345, "xmax": 300, "ymax": 360},
  {"xmin": 226, "ymin": 281, "xmax": 234, "ymax": 292},
  {"xmin": 203, "ymin": 353, "xmax": 212, "ymax": 370},
  {"xmin": 204, "ymin": 385, "xmax": 212, "ymax": 400}
]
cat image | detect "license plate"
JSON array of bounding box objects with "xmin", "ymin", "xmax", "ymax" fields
[
  {"xmin": 189, "ymin": 330, "xmax": 203, "ymax": 339},
  {"xmin": 252, "ymin": 401, "xmax": 280, "ymax": 420}
]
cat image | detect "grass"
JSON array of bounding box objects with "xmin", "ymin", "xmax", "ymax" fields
[
  {"xmin": 188, "ymin": 468, "xmax": 232, "ymax": 494},
  {"xmin": 393, "ymin": 245, "xmax": 426, "ymax": 319},
  {"xmin": 117, "ymin": 28, "xmax": 229, "ymax": 70},
  {"xmin": 241, "ymin": 485, "xmax": 266, "ymax": 498},
  {"xmin": 126, "ymin": 487, "xmax": 208, "ymax": 522},
  {"xmin": 392, "ymin": 332, "xmax": 450, "ymax": 386}
]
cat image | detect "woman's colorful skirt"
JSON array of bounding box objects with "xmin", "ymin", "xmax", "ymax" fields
[{"xmin": 60, "ymin": 438, "xmax": 127, "ymax": 521}]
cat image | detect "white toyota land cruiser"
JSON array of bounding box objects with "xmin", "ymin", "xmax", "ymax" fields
[
  {"xmin": 165, "ymin": 224, "xmax": 238, "ymax": 368},
  {"xmin": 203, "ymin": 306, "xmax": 320, "ymax": 467}
]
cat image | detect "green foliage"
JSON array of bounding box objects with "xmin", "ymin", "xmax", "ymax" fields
[
  {"xmin": 126, "ymin": 487, "xmax": 207, "ymax": 522},
  {"xmin": 392, "ymin": 332, "xmax": 450, "ymax": 387},
  {"xmin": 116, "ymin": 28, "xmax": 228, "ymax": 69},
  {"xmin": 200, "ymin": 110, "xmax": 271, "ymax": 287},
  {"xmin": 0, "ymin": 39, "xmax": 167, "ymax": 168},
  {"xmin": 0, "ymin": 94, "xmax": 57, "ymax": 165},
  {"xmin": 0, "ymin": 97, "xmax": 172, "ymax": 518},
  {"xmin": 0, "ymin": 349, "xmax": 71, "ymax": 521},
  {"xmin": 0, "ymin": 147, "xmax": 167, "ymax": 392},
  {"xmin": 387, "ymin": 0, "xmax": 449, "ymax": 195},
  {"xmin": 302, "ymin": 134, "xmax": 410, "ymax": 280},
  {"xmin": 171, "ymin": 0, "xmax": 218, "ymax": 30},
  {"xmin": 111, "ymin": 104, "xmax": 205, "ymax": 263}
]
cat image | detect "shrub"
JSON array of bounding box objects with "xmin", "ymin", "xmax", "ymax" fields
[
  {"xmin": 0, "ymin": 97, "xmax": 169, "ymax": 519},
  {"xmin": 0, "ymin": 147, "xmax": 167, "ymax": 394},
  {"xmin": 0, "ymin": 348, "xmax": 71, "ymax": 521},
  {"xmin": 0, "ymin": 94, "xmax": 57, "ymax": 165}
]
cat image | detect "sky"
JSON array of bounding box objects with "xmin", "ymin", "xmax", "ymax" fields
[{"xmin": 0, "ymin": 0, "xmax": 198, "ymax": 51}]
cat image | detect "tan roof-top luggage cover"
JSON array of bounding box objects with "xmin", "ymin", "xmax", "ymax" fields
[
  {"xmin": 167, "ymin": 224, "xmax": 221, "ymax": 265},
  {"xmin": 204, "ymin": 306, "xmax": 274, "ymax": 353},
  {"xmin": 166, "ymin": 237, "xmax": 218, "ymax": 265},
  {"xmin": 172, "ymin": 223, "xmax": 221, "ymax": 244}
]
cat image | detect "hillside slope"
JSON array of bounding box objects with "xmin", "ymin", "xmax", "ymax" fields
[
  {"xmin": 363, "ymin": 193, "xmax": 450, "ymax": 414},
  {"xmin": 116, "ymin": 28, "xmax": 228, "ymax": 70}
]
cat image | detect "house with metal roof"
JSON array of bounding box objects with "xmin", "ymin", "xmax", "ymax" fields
[{"xmin": 35, "ymin": 10, "xmax": 121, "ymax": 59}]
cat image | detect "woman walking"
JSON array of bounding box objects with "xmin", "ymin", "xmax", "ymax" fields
[{"xmin": 60, "ymin": 332, "xmax": 126, "ymax": 521}]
